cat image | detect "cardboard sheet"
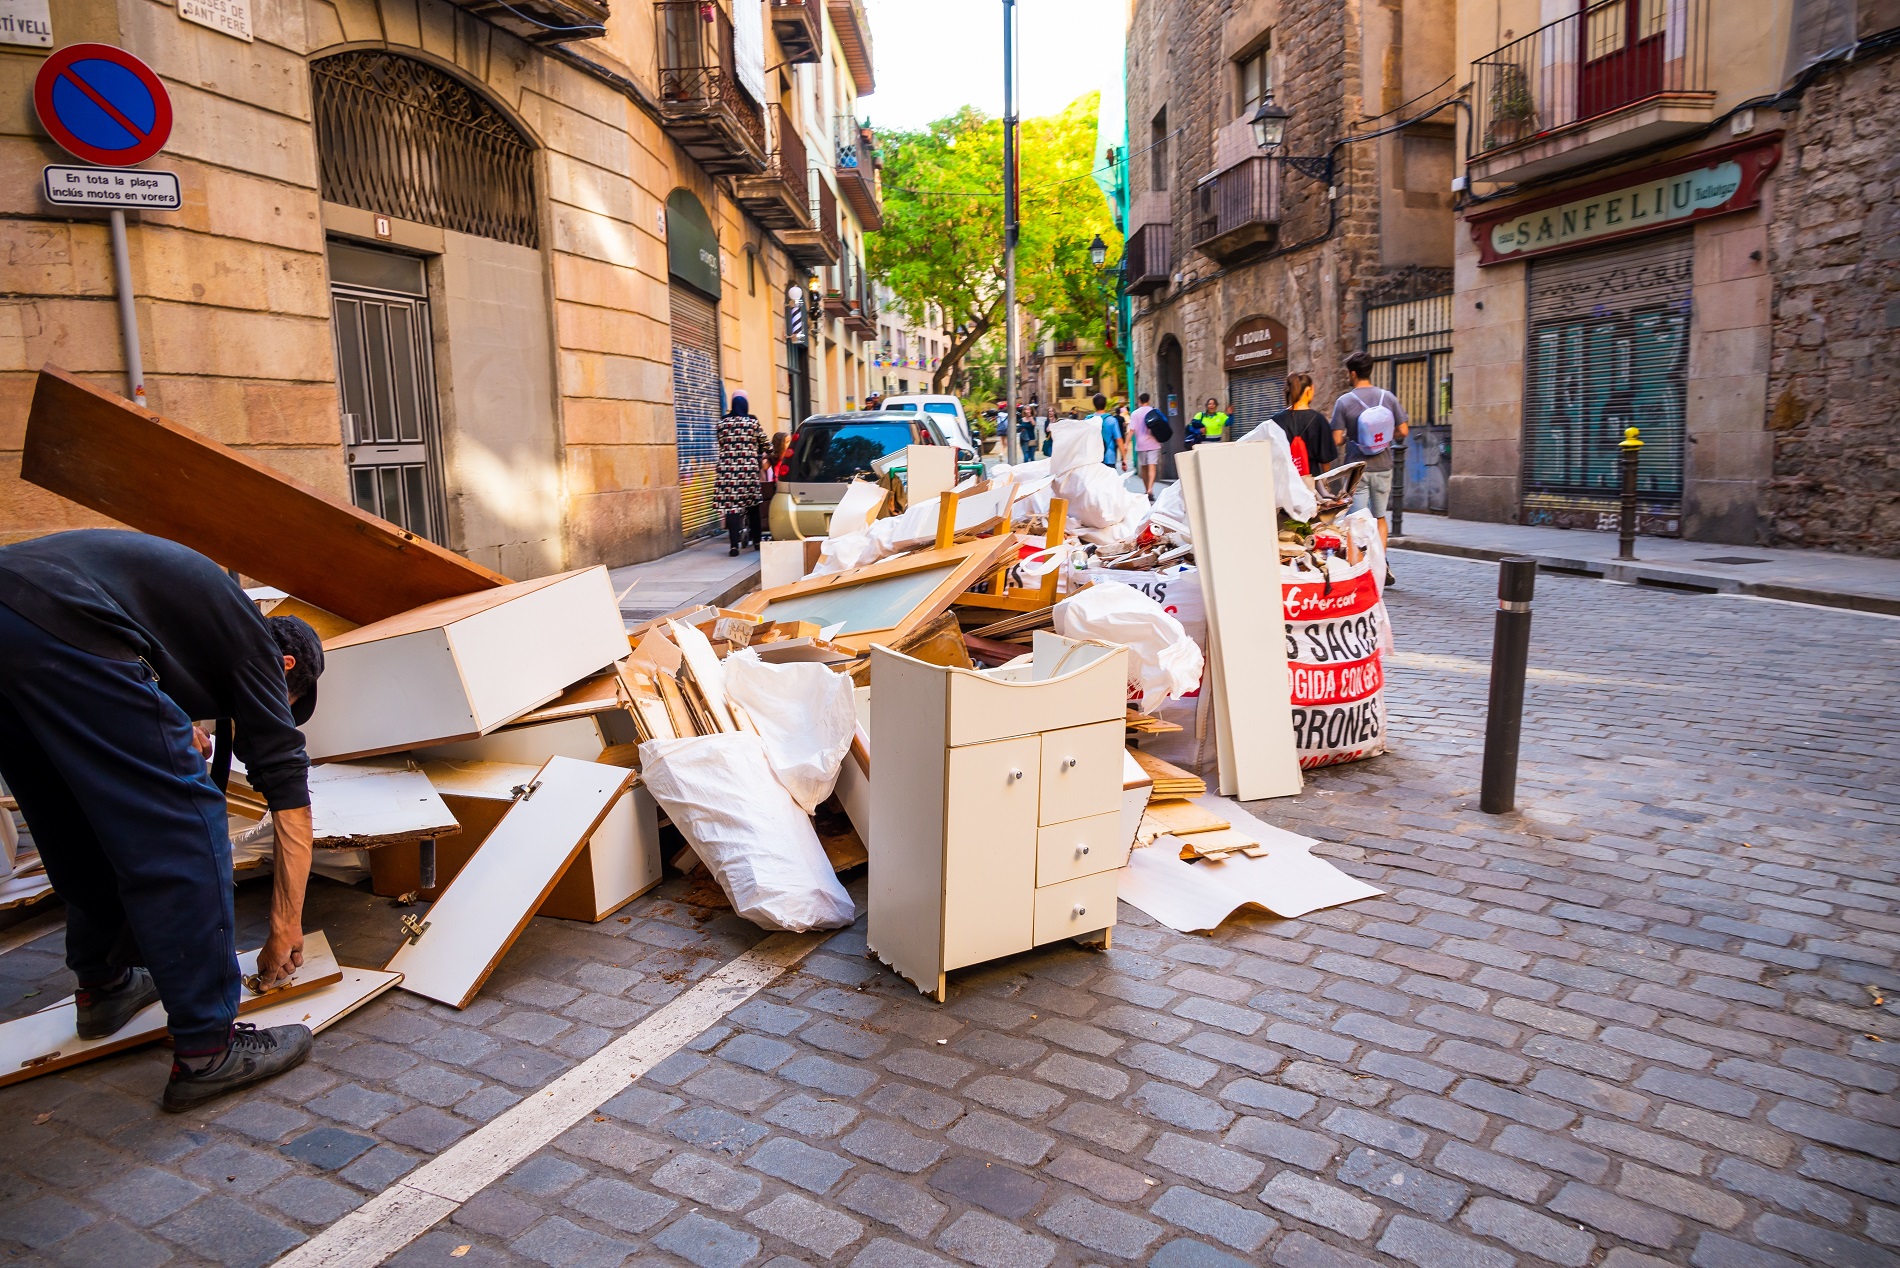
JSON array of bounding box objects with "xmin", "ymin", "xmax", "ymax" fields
[{"xmin": 1117, "ymin": 798, "xmax": 1381, "ymax": 931}]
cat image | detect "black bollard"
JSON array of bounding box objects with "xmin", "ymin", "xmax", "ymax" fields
[
  {"xmin": 1480, "ymin": 557, "xmax": 1538, "ymax": 814},
  {"xmin": 1617, "ymin": 426, "xmax": 1642, "ymax": 561}
]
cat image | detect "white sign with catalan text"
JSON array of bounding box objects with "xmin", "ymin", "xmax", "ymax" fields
[
  {"xmin": 43, "ymin": 165, "xmax": 183, "ymax": 211},
  {"xmin": 0, "ymin": 0, "xmax": 52, "ymax": 47},
  {"xmin": 178, "ymin": 0, "xmax": 252, "ymax": 42}
]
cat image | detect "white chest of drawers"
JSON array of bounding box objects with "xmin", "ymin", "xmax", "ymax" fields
[{"xmin": 869, "ymin": 634, "xmax": 1130, "ymax": 1001}]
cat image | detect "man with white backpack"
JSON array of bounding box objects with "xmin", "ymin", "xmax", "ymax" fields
[{"xmin": 1331, "ymin": 350, "xmax": 1408, "ymax": 584}]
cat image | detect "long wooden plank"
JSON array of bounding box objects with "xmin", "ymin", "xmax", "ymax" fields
[
  {"xmin": 0, "ymin": 931, "xmax": 343, "ymax": 1088},
  {"xmin": 20, "ymin": 366, "xmax": 507, "ymax": 624},
  {"xmin": 385, "ymin": 757, "xmax": 635, "ymax": 1008}
]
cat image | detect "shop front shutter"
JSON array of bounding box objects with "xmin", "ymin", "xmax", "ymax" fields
[
  {"xmin": 670, "ymin": 284, "xmax": 724, "ymax": 538},
  {"xmin": 1523, "ymin": 232, "xmax": 1692, "ymax": 535},
  {"xmin": 1227, "ymin": 370, "xmax": 1286, "ymax": 440}
]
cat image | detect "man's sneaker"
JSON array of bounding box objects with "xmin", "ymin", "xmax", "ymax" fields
[
  {"xmin": 161, "ymin": 1023, "xmax": 313, "ymax": 1112},
  {"xmin": 1385, "ymin": 569, "xmax": 1398, "ymax": 589},
  {"xmin": 75, "ymin": 967, "xmax": 162, "ymax": 1039}
]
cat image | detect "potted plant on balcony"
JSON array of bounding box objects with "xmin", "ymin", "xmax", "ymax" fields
[{"xmin": 1485, "ymin": 64, "xmax": 1536, "ymax": 149}]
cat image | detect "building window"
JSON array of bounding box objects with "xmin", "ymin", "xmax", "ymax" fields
[
  {"xmin": 1238, "ymin": 42, "xmax": 1271, "ymax": 118},
  {"xmin": 745, "ymin": 247, "xmax": 757, "ymax": 296},
  {"xmin": 1150, "ymin": 108, "xmax": 1169, "ymax": 191}
]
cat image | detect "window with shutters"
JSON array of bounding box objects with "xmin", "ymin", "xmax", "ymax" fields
[
  {"xmin": 312, "ymin": 51, "xmax": 538, "ymax": 248},
  {"xmin": 1237, "ymin": 43, "xmax": 1271, "ymax": 118}
]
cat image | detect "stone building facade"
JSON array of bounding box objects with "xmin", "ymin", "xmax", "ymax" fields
[
  {"xmin": 1761, "ymin": 23, "xmax": 1899, "ymax": 553},
  {"xmin": 1450, "ymin": 0, "xmax": 1895, "ymax": 551},
  {"xmin": 1120, "ymin": 0, "xmax": 1457, "ymax": 466},
  {"xmin": 0, "ymin": 0, "xmax": 879, "ymax": 572}
]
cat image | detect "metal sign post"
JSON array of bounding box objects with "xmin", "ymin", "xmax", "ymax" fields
[
  {"xmin": 1001, "ymin": 0, "xmax": 1021, "ymax": 466},
  {"xmin": 33, "ymin": 44, "xmax": 176, "ymax": 409}
]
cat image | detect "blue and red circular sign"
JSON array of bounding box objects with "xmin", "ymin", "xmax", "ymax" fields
[{"xmin": 33, "ymin": 44, "xmax": 173, "ymax": 167}]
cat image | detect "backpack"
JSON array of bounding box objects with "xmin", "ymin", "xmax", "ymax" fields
[
  {"xmin": 1143, "ymin": 407, "xmax": 1173, "ymax": 444},
  {"xmin": 1353, "ymin": 389, "xmax": 1396, "ymax": 456}
]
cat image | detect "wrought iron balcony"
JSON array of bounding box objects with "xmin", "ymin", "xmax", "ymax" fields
[
  {"xmin": 834, "ymin": 117, "xmax": 882, "ymax": 230},
  {"xmin": 1470, "ymin": 0, "xmax": 1712, "ymax": 183},
  {"xmin": 827, "ymin": 0, "xmax": 875, "ymax": 94},
  {"xmin": 768, "ymin": 0, "xmax": 822, "ymax": 64},
  {"xmin": 655, "ymin": 1, "xmax": 767, "ymax": 176},
  {"xmin": 735, "ymin": 106, "xmax": 812, "ymax": 231},
  {"xmin": 441, "ymin": 0, "xmax": 607, "ymax": 44},
  {"xmin": 1190, "ymin": 155, "xmax": 1281, "ymax": 260},
  {"xmin": 846, "ymin": 275, "xmax": 877, "ymax": 337},
  {"xmin": 1123, "ymin": 221, "xmax": 1173, "ymax": 296},
  {"xmin": 781, "ymin": 177, "xmax": 841, "ymax": 268}
]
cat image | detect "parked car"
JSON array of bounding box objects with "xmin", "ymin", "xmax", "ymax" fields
[
  {"xmin": 880, "ymin": 394, "xmax": 977, "ymax": 453},
  {"xmin": 768, "ymin": 411, "xmax": 967, "ymax": 540}
]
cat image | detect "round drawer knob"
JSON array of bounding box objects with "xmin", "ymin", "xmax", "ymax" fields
[
  {"xmin": 1075, "ymin": 845, "xmax": 1091, "ymax": 856},
  {"xmin": 1073, "ymin": 904, "xmax": 1087, "ymax": 917},
  {"xmin": 1008, "ymin": 768, "xmax": 1023, "ymax": 781},
  {"xmin": 1063, "ymin": 757, "xmax": 1078, "ymax": 768}
]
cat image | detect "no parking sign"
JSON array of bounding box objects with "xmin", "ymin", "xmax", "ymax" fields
[{"xmin": 32, "ymin": 43, "xmax": 173, "ymax": 167}]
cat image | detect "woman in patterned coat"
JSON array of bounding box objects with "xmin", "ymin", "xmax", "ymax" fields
[{"xmin": 715, "ymin": 392, "xmax": 770, "ymax": 556}]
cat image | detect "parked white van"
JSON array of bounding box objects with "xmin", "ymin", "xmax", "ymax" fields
[{"xmin": 880, "ymin": 394, "xmax": 977, "ymax": 453}]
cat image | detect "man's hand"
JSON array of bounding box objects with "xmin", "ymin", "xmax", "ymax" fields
[
  {"xmin": 263, "ymin": 805, "xmax": 315, "ymax": 986},
  {"xmin": 191, "ymin": 725, "xmax": 213, "ymax": 759}
]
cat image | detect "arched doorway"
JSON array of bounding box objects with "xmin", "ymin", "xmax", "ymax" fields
[
  {"xmin": 312, "ymin": 51, "xmax": 542, "ymax": 553},
  {"xmin": 667, "ymin": 189, "xmax": 724, "ymax": 538},
  {"xmin": 1156, "ymin": 334, "xmax": 1184, "ymax": 476}
]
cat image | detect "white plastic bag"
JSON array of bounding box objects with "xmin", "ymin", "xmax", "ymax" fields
[
  {"xmin": 639, "ymin": 734, "xmax": 855, "ymax": 931},
  {"xmin": 721, "ymin": 648, "xmax": 857, "ymax": 813},
  {"xmin": 1053, "ymin": 461, "xmax": 1150, "ymax": 530},
  {"xmin": 1053, "ymin": 580, "xmax": 1205, "ymax": 713},
  {"xmin": 1235, "ymin": 420, "xmax": 1319, "ymax": 521},
  {"xmin": 1049, "ymin": 417, "xmax": 1104, "ymax": 475},
  {"xmin": 1145, "ymin": 481, "xmax": 1192, "ymax": 538}
]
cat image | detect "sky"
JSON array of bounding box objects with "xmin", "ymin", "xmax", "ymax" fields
[{"xmin": 855, "ymin": 0, "xmax": 1126, "ymax": 132}]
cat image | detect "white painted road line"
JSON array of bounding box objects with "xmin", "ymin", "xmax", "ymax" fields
[{"xmin": 274, "ymin": 931, "xmax": 825, "ymax": 1268}]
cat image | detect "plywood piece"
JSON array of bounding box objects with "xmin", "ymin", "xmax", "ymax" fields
[
  {"xmin": 304, "ymin": 567, "xmax": 628, "ymax": 761},
  {"xmin": 759, "ymin": 539, "xmax": 811, "ymax": 590},
  {"xmin": 21, "ymin": 366, "xmax": 506, "ymax": 625},
  {"xmin": 537, "ymin": 787, "xmax": 663, "ymax": 922},
  {"xmin": 241, "ymin": 965, "xmax": 403, "ymax": 1036},
  {"xmin": 655, "ymin": 672, "xmax": 700, "ymax": 739},
  {"xmin": 511, "ymin": 672, "xmax": 625, "ymax": 727},
  {"xmin": 904, "ymin": 444, "xmax": 956, "ymax": 506},
  {"xmin": 1127, "ymin": 747, "xmax": 1205, "ymax": 797},
  {"xmin": 1117, "ymin": 798, "xmax": 1383, "ymax": 932},
  {"xmin": 308, "ymin": 763, "xmax": 461, "ymax": 850},
  {"xmin": 385, "ymin": 757, "xmax": 634, "ymax": 1007},
  {"xmin": 867, "ymin": 647, "xmax": 951, "ymax": 999},
  {"xmin": 0, "ymin": 932, "xmax": 344, "ymax": 1088},
  {"xmin": 1176, "ymin": 448, "xmax": 1303, "ymax": 800},
  {"xmin": 1141, "ymin": 799, "xmax": 1230, "ymax": 838},
  {"xmin": 667, "ymin": 620, "xmax": 736, "ymax": 732}
]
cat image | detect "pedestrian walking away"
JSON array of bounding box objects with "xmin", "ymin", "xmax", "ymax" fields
[
  {"xmin": 716, "ymin": 392, "xmax": 771, "ymax": 556},
  {"xmin": 1269, "ymin": 371, "xmax": 1336, "ymax": 475},
  {"xmin": 1331, "ymin": 351, "xmax": 1407, "ymax": 585},
  {"xmin": 1192, "ymin": 397, "xmax": 1229, "ymax": 443},
  {"xmin": 0, "ymin": 530, "xmax": 324, "ymax": 1110},
  {"xmin": 1093, "ymin": 393, "xmax": 1128, "ymax": 472},
  {"xmin": 1130, "ymin": 391, "xmax": 1169, "ymax": 495}
]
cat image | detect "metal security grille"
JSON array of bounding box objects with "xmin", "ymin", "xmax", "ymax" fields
[
  {"xmin": 1227, "ymin": 373, "xmax": 1286, "ymax": 440},
  {"xmin": 313, "ymin": 51, "xmax": 538, "ymax": 248},
  {"xmin": 1523, "ymin": 232, "xmax": 1691, "ymax": 535},
  {"xmin": 332, "ymin": 284, "xmax": 445, "ymax": 543},
  {"xmin": 671, "ymin": 285, "xmax": 724, "ymax": 538},
  {"xmin": 1367, "ymin": 294, "xmax": 1455, "ymax": 514}
]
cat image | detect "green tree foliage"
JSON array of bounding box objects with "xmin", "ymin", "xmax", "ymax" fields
[{"xmin": 870, "ymin": 93, "xmax": 1121, "ymax": 395}]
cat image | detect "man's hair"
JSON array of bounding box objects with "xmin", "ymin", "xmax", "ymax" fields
[
  {"xmin": 1138, "ymin": 392, "xmax": 1151, "ymax": 404},
  {"xmin": 1092, "ymin": 392, "xmax": 1108, "ymax": 410},
  {"xmin": 1286, "ymin": 371, "xmax": 1314, "ymax": 405},
  {"xmin": 1345, "ymin": 351, "xmax": 1374, "ymax": 380},
  {"xmin": 266, "ymin": 615, "xmax": 324, "ymax": 724}
]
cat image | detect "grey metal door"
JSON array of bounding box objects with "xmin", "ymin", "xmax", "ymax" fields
[{"xmin": 331, "ymin": 282, "xmax": 445, "ymax": 543}]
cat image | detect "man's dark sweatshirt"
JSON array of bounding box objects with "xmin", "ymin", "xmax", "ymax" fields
[{"xmin": 0, "ymin": 530, "xmax": 310, "ymax": 811}]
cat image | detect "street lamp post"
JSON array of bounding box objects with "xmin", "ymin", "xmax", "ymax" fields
[
  {"xmin": 1089, "ymin": 233, "xmax": 1107, "ymax": 268},
  {"xmin": 1001, "ymin": 0, "xmax": 1022, "ymax": 465}
]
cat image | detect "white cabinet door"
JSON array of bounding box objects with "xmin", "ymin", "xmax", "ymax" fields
[
  {"xmin": 1037, "ymin": 720, "xmax": 1125, "ymax": 826},
  {"xmin": 943, "ymin": 736, "xmax": 1039, "ymax": 971}
]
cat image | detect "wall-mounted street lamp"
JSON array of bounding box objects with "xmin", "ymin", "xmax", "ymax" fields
[
  {"xmin": 1250, "ymin": 93, "xmax": 1291, "ymax": 150},
  {"xmin": 1088, "ymin": 234, "xmax": 1108, "ymax": 268}
]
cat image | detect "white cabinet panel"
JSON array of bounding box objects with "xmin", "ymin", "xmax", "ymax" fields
[
  {"xmin": 1034, "ymin": 871, "xmax": 1120, "ymax": 945},
  {"xmin": 943, "ymin": 736, "xmax": 1038, "ymax": 971},
  {"xmin": 1035, "ymin": 811, "xmax": 1125, "ymax": 886},
  {"xmin": 1038, "ymin": 720, "xmax": 1126, "ymax": 826}
]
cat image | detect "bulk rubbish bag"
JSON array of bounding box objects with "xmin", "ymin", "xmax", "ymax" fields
[
  {"xmin": 1053, "ymin": 580, "xmax": 1204, "ymax": 713},
  {"xmin": 639, "ymin": 734, "xmax": 855, "ymax": 931},
  {"xmin": 721, "ymin": 647, "xmax": 857, "ymax": 813}
]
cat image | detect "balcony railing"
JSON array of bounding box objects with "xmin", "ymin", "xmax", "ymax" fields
[
  {"xmin": 1124, "ymin": 222, "xmax": 1173, "ymax": 295},
  {"xmin": 734, "ymin": 105, "xmax": 811, "ymax": 231},
  {"xmin": 835, "ymin": 117, "xmax": 882, "ymax": 230},
  {"xmin": 441, "ymin": 0, "xmax": 606, "ymax": 44},
  {"xmin": 1190, "ymin": 155, "xmax": 1281, "ymax": 260},
  {"xmin": 847, "ymin": 274, "xmax": 878, "ymax": 336},
  {"xmin": 768, "ymin": 0, "xmax": 822, "ymax": 64},
  {"xmin": 1472, "ymin": 0, "xmax": 1710, "ymax": 159},
  {"xmin": 782, "ymin": 177, "xmax": 841, "ymax": 268},
  {"xmin": 655, "ymin": 1, "xmax": 766, "ymax": 175},
  {"xmin": 827, "ymin": 0, "xmax": 875, "ymax": 94}
]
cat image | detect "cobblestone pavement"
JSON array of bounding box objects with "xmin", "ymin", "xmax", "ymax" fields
[{"xmin": 1, "ymin": 551, "xmax": 1897, "ymax": 1268}]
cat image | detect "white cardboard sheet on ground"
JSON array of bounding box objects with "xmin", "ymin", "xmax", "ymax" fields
[{"xmin": 1117, "ymin": 796, "xmax": 1381, "ymax": 931}]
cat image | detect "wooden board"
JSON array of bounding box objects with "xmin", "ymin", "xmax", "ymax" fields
[
  {"xmin": 1176, "ymin": 449, "xmax": 1303, "ymax": 801},
  {"xmin": 302, "ymin": 568, "xmax": 629, "ymax": 762},
  {"xmin": 1141, "ymin": 799, "xmax": 1231, "ymax": 838},
  {"xmin": 0, "ymin": 932, "xmax": 344, "ymax": 1088},
  {"xmin": 668, "ymin": 620, "xmax": 735, "ymax": 732},
  {"xmin": 20, "ymin": 366, "xmax": 505, "ymax": 625},
  {"xmin": 242, "ymin": 965, "xmax": 403, "ymax": 1035},
  {"xmin": 308, "ymin": 763, "xmax": 461, "ymax": 851},
  {"xmin": 384, "ymin": 757, "xmax": 635, "ymax": 1008},
  {"xmin": 1127, "ymin": 747, "xmax": 1205, "ymax": 797},
  {"xmin": 905, "ymin": 444, "xmax": 956, "ymax": 506},
  {"xmin": 511, "ymin": 672, "xmax": 625, "ymax": 727}
]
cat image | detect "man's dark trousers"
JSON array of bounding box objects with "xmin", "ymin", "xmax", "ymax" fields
[{"xmin": 0, "ymin": 601, "xmax": 238, "ymax": 1052}]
